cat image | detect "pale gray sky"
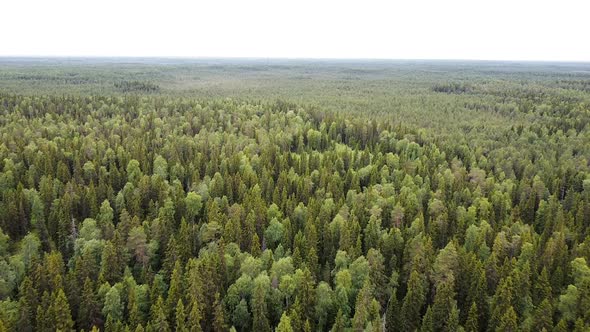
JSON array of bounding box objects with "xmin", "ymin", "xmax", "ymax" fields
[{"xmin": 2, "ymin": 0, "xmax": 589, "ymax": 61}]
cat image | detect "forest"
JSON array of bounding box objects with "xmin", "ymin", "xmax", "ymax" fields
[{"xmin": 0, "ymin": 58, "xmax": 589, "ymax": 331}]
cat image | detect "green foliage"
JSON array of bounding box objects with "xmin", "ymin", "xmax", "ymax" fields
[
  {"xmin": 50, "ymin": 289, "xmax": 74, "ymax": 331},
  {"xmin": 276, "ymin": 312, "xmax": 294, "ymax": 332},
  {"xmin": 0, "ymin": 60, "xmax": 589, "ymax": 331},
  {"xmin": 102, "ymin": 286, "xmax": 123, "ymax": 322},
  {"xmin": 401, "ymin": 270, "xmax": 427, "ymax": 331},
  {"xmin": 114, "ymin": 80, "xmax": 160, "ymax": 93}
]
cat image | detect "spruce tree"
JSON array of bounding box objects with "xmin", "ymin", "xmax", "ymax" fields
[
  {"xmin": 532, "ymin": 298, "xmax": 553, "ymax": 331},
  {"xmin": 421, "ymin": 306, "xmax": 434, "ymax": 332},
  {"xmin": 276, "ymin": 312, "xmax": 294, "ymax": 332},
  {"xmin": 175, "ymin": 299, "xmax": 187, "ymax": 332},
  {"xmin": 51, "ymin": 289, "xmax": 74, "ymax": 332},
  {"xmin": 401, "ymin": 270, "xmax": 427, "ymax": 331},
  {"xmin": 78, "ymin": 278, "xmax": 100, "ymax": 331},
  {"xmin": 496, "ymin": 306, "xmax": 518, "ymax": 332},
  {"xmin": 385, "ymin": 290, "xmax": 399, "ymax": 331},
  {"xmin": 465, "ymin": 302, "xmax": 479, "ymax": 332},
  {"xmin": 252, "ymin": 283, "xmax": 270, "ymax": 332},
  {"xmin": 331, "ymin": 309, "xmax": 346, "ymax": 332},
  {"xmin": 213, "ymin": 293, "xmax": 226, "ymax": 332},
  {"xmin": 149, "ymin": 296, "xmax": 170, "ymax": 332},
  {"xmin": 188, "ymin": 300, "xmax": 203, "ymax": 332}
]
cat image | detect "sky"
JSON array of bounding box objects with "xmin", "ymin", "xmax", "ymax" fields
[{"xmin": 2, "ymin": 0, "xmax": 589, "ymax": 61}]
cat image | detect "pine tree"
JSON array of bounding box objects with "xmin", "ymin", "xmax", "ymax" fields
[
  {"xmin": 188, "ymin": 300, "xmax": 203, "ymax": 332},
  {"xmin": 149, "ymin": 296, "xmax": 170, "ymax": 332},
  {"xmin": 167, "ymin": 260, "xmax": 183, "ymax": 321},
  {"xmin": 17, "ymin": 295, "xmax": 33, "ymax": 332},
  {"xmin": 385, "ymin": 290, "xmax": 399, "ymax": 332},
  {"xmin": 331, "ymin": 309, "xmax": 346, "ymax": 332},
  {"xmin": 421, "ymin": 306, "xmax": 434, "ymax": 332},
  {"xmin": 490, "ymin": 276, "xmax": 514, "ymax": 331},
  {"xmin": 104, "ymin": 315, "xmax": 116, "ymax": 332},
  {"xmin": 231, "ymin": 298, "xmax": 250, "ymax": 331},
  {"xmin": 128, "ymin": 285, "xmax": 142, "ymax": 329},
  {"xmin": 467, "ymin": 265, "xmax": 488, "ymax": 329},
  {"xmin": 496, "ymin": 306, "xmax": 518, "ymax": 332},
  {"xmin": 251, "ymin": 232, "xmax": 262, "ymax": 257},
  {"xmin": 532, "ymin": 298, "xmax": 553, "ymax": 331},
  {"xmin": 178, "ymin": 218, "xmax": 194, "ymax": 262},
  {"xmin": 16, "ymin": 276, "xmax": 36, "ymax": 332},
  {"xmin": 432, "ymin": 278, "xmax": 456, "ymax": 332},
  {"xmin": 534, "ymin": 267, "xmax": 552, "ymax": 305},
  {"xmin": 213, "ymin": 293, "xmax": 226, "ymax": 332},
  {"xmin": 465, "ymin": 302, "xmax": 479, "ymax": 332},
  {"xmin": 352, "ymin": 280, "xmax": 376, "ymax": 331},
  {"xmin": 175, "ymin": 299, "xmax": 187, "ymax": 332},
  {"xmin": 276, "ymin": 312, "xmax": 294, "ymax": 332},
  {"xmin": 292, "ymin": 268, "xmax": 316, "ymax": 328},
  {"xmin": 78, "ymin": 278, "xmax": 100, "ymax": 331},
  {"xmin": 162, "ymin": 237, "xmax": 179, "ymax": 278},
  {"xmin": 99, "ymin": 241, "xmax": 121, "ymax": 284},
  {"xmin": 252, "ymin": 283, "xmax": 270, "ymax": 332},
  {"xmin": 36, "ymin": 291, "xmax": 51, "ymax": 331},
  {"xmin": 553, "ymin": 318, "xmax": 568, "ymax": 332},
  {"xmin": 447, "ymin": 305, "xmax": 460, "ymax": 332},
  {"xmin": 51, "ymin": 288, "xmax": 74, "ymax": 332},
  {"xmin": 400, "ymin": 270, "xmax": 427, "ymax": 331},
  {"xmin": 103, "ymin": 286, "xmax": 123, "ymax": 322}
]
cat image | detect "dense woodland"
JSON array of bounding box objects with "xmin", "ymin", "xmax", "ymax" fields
[{"xmin": 0, "ymin": 59, "xmax": 590, "ymax": 331}]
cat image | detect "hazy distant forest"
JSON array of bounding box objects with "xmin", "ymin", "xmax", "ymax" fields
[{"xmin": 0, "ymin": 58, "xmax": 589, "ymax": 332}]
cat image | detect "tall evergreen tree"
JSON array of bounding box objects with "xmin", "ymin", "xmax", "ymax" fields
[
  {"xmin": 252, "ymin": 283, "xmax": 270, "ymax": 332},
  {"xmin": 51, "ymin": 289, "xmax": 74, "ymax": 332},
  {"xmin": 401, "ymin": 270, "xmax": 427, "ymax": 331},
  {"xmin": 149, "ymin": 296, "xmax": 170, "ymax": 332},
  {"xmin": 78, "ymin": 278, "xmax": 101, "ymax": 331},
  {"xmin": 276, "ymin": 312, "xmax": 294, "ymax": 332},
  {"xmin": 175, "ymin": 299, "xmax": 187, "ymax": 332},
  {"xmin": 465, "ymin": 302, "xmax": 479, "ymax": 332}
]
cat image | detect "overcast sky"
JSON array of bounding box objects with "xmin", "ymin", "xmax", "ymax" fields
[{"xmin": 2, "ymin": 0, "xmax": 589, "ymax": 61}]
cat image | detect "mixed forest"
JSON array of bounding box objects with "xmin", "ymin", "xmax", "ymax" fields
[{"xmin": 0, "ymin": 58, "xmax": 590, "ymax": 332}]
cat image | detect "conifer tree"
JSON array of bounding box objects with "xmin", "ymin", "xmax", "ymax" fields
[
  {"xmin": 103, "ymin": 286, "xmax": 123, "ymax": 322},
  {"xmin": 465, "ymin": 302, "xmax": 479, "ymax": 332},
  {"xmin": 331, "ymin": 309, "xmax": 346, "ymax": 332},
  {"xmin": 401, "ymin": 270, "xmax": 427, "ymax": 331},
  {"xmin": 149, "ymin": 296, "xmax": 170, "ymax": 332},
  {"xmin": 385, "ymin": 289, "xmax": 400, "ymax": 332},
  {"xmin": 188, "ymin": 300, "xmax": 203, "ymax": 332},
  {"xmin": 175, "ymin": 299, "xmax": 187, "ymax": 332},
  {"xmin": 276, "ymin": 312, "xmax": 294, "ymax": 332},
  {"xmin": 167, "ymin": 260, "xmax": 183, "ymax": 321},
  {"xmin": 51, "ymin": 288, "xmax": 74, "ymax": 332},
  {"xmin": 532, "ymin": 298, "xmax": 553, "ymax": 331},
  {"xmin": 421, "ymin": 306, "xmax": 434, "ymax": 332},
  {"xmin": 100, "ymin": 241, "xmax": 121, "ymax": 284},
  {"xmin": 78, "ymin": 278, "xmax": 100, "ymax": 331},
  {"xmin": 213, "ymin": 293, "xmax": 226, "ymax": 332},
  {"xmin": 490, "ymin": 276, "xmax": 514, "ymax": 331},
  {"xmin": 496, "ymin": 306, "xmax": 517, "ymax": 332},
  {"xmin": 16, "ymin": 276, "xmax": 36, "ymax": 331},
  {"xmin": 252, "ymin": 282, "xmax": 270, "ymax": 332}
]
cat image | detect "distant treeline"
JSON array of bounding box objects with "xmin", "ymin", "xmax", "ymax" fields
[
  {"xmin": 114, "ymin": 80, "xmax": 160, "ymax": 93},
  {"xmin": 432, "ymin": 82, "xmax": 472, "ymax": 94}
]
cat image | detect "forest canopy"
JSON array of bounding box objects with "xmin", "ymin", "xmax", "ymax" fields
[{"xmin": 0, "ymin": 58, "xmax": 589, "ymax": 331}]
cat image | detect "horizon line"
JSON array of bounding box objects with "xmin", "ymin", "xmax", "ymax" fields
[{"xmin": 1, "ymin": 55, "xmax": 590, "ymax": 64}]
